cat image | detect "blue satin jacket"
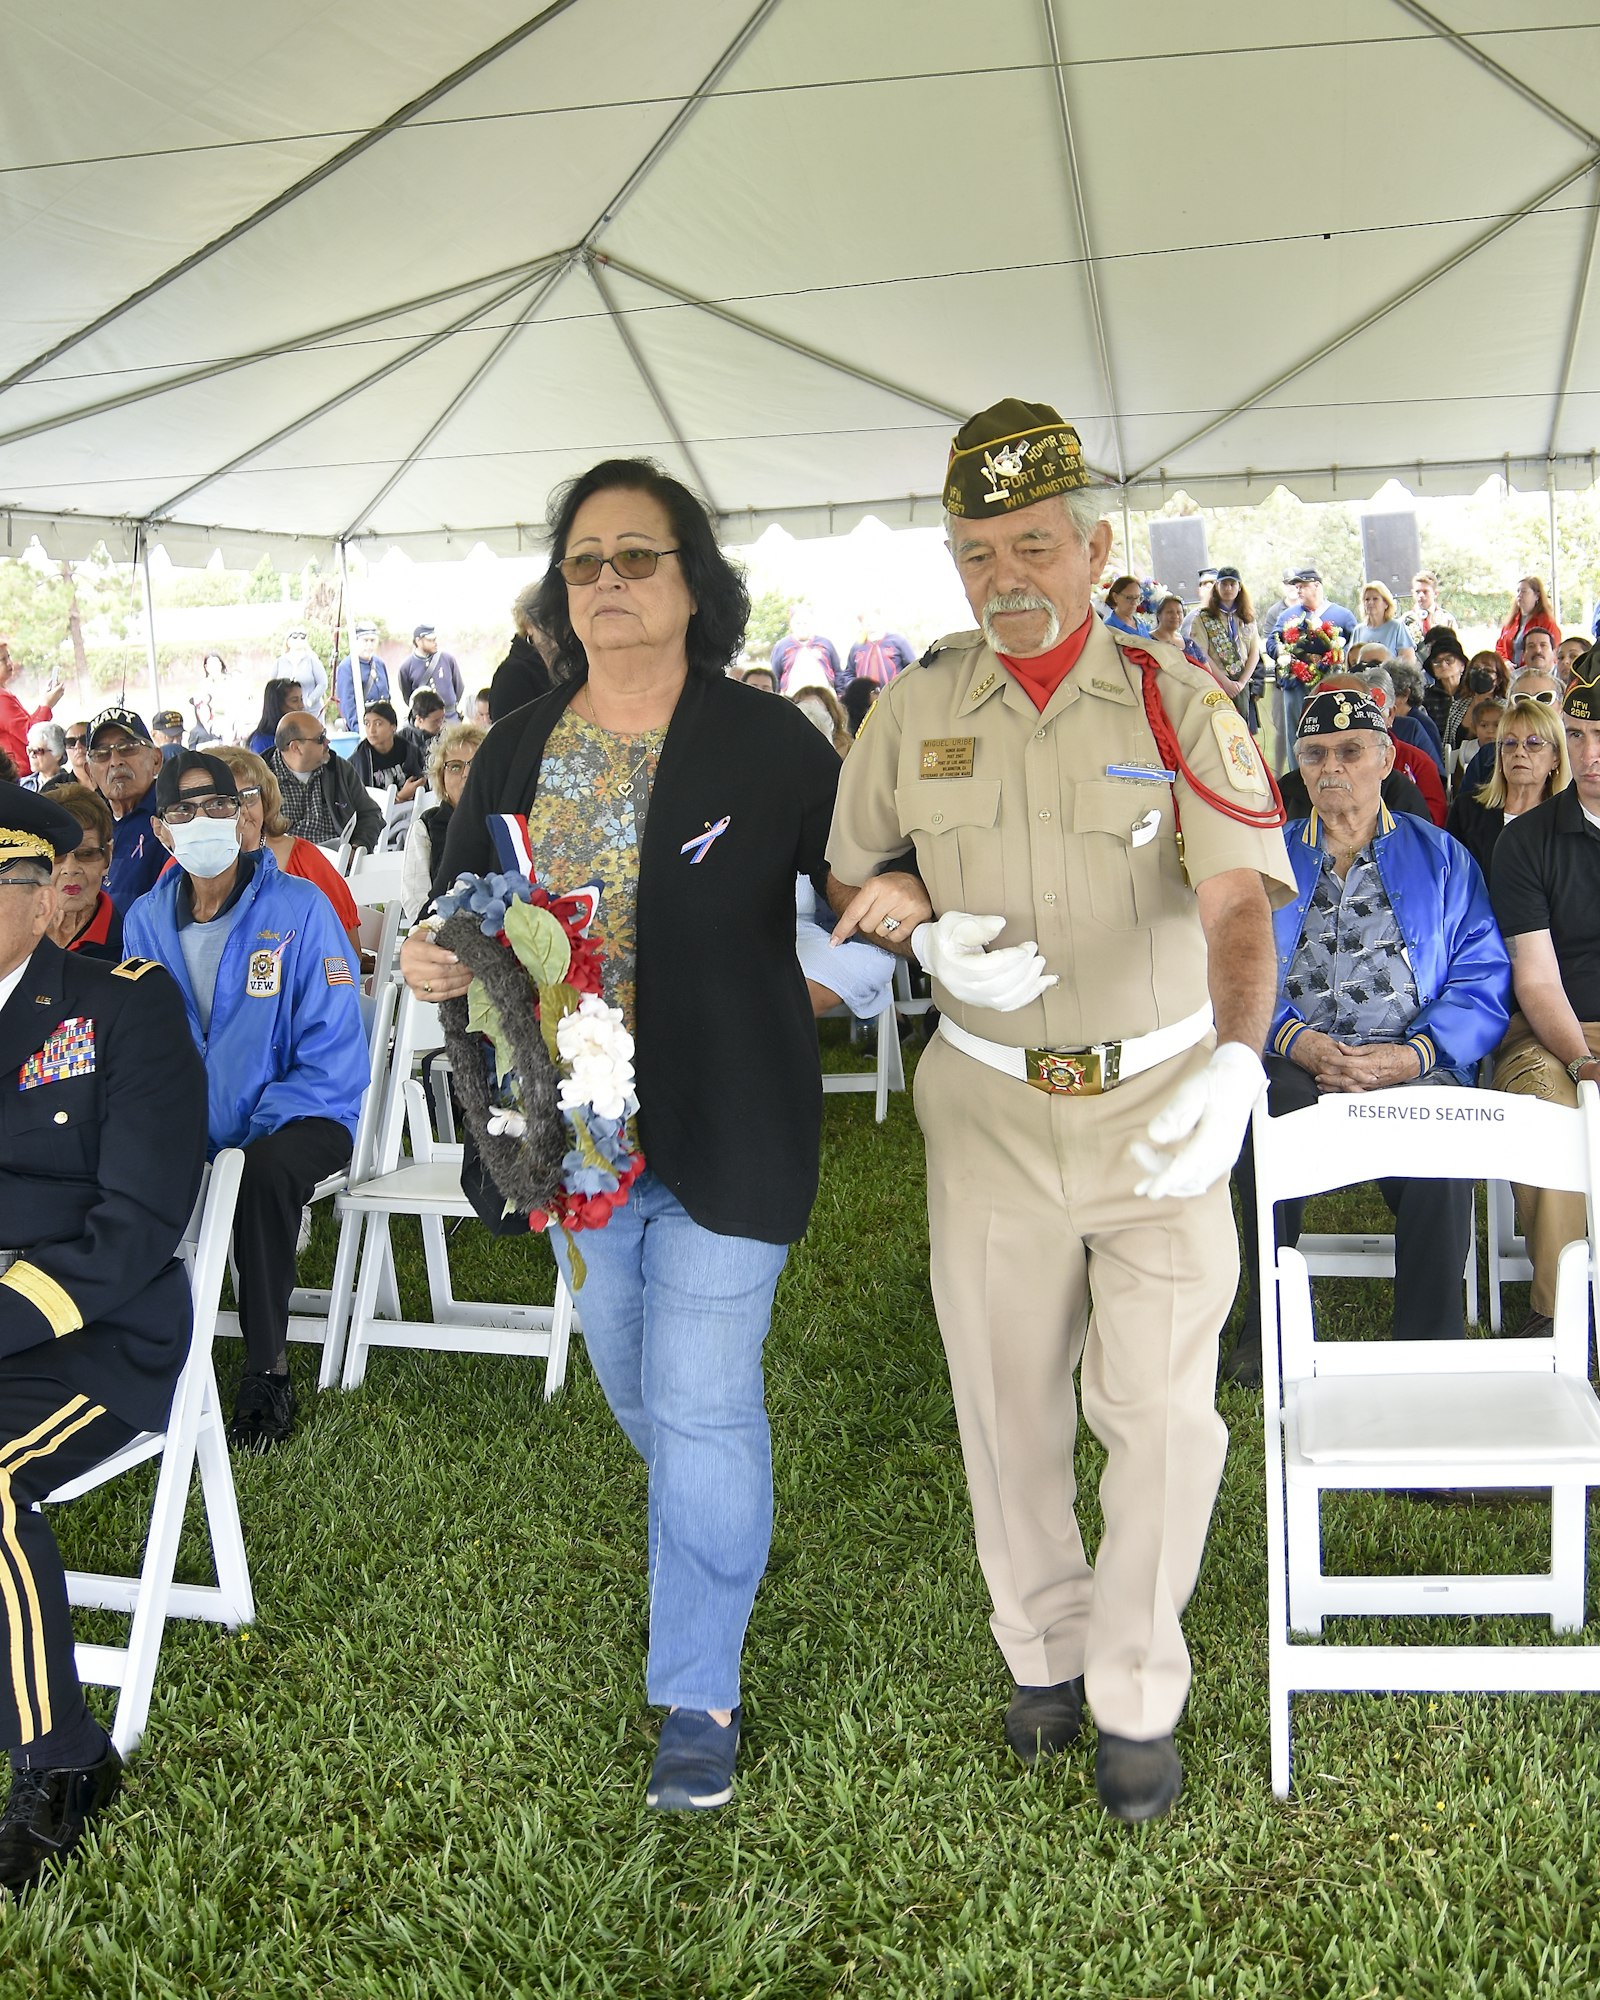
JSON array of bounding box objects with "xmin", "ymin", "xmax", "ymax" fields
[{"xmin": 1271, "ymin": 805, "xmax": 1510, "ymax": 1081}]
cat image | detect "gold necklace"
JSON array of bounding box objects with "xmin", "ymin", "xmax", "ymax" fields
[{"xmin": 582, "ymin": 683, "xmax": 655, "ymax": 793}]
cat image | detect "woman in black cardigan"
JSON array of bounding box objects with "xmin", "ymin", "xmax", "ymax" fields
[{"xmin": 402, "ymin": 460, "xmax": 908, "ymax": 1814}]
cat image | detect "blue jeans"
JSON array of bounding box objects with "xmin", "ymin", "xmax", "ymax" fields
[{"xmin": 551, "ymin": 1172, "xmax": 788, "ymax": 1711}]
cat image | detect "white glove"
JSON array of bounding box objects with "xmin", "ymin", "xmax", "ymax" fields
[
  {"xmin": 1131, "ymin": 1042, "xmax": 1266, "ymax": 1200},
  {"xmin": 911, "ymin": 910, "xmax": 1057, "ymax": 1013}
]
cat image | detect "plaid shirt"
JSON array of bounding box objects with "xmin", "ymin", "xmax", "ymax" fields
[{"xmin": 272, "ymin": 751, "xmax": 348, "ymax": 848}]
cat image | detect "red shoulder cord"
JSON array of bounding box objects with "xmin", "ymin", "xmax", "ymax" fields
[{"xmin": 1125, "ymin": 648, "xmax": 1286, "ymax": 871}]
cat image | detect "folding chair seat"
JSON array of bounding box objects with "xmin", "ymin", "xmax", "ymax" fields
[
  {"xmin": 1255, "ymin": 1082, "xmax": 1600, "ymax": 1798},
  {"xmin": 344, "ymin": 848, "xmax": 408, "ymax": 906},
  {"xmin": 42, "ymin": 1151, "xmax": 254, "ymax": 1756},
  {"xmin": 337, "ymin": 986, "xmax": 575, "ymax": 1395}
]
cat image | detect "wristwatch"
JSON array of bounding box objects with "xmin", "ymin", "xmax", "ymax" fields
[{"xmin": 1567, "ymin": 1056, "xmax": 1596, "ymax": 1082}]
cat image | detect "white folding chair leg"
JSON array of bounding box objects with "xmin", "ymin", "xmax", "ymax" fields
[
  {"xmin": 316, "ymin": 1207, "xmax": 367, "ymax": 1390},
  {"xmin": 341, "ymin": 1216, "xmax": 394, "ymax": 1390}
]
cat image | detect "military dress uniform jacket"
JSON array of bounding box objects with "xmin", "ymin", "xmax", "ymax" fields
[
  {"xmin": 829, "ymin": 617, "xmax": 1296, "ymax": 1048},
  {"xmin": 0, "ymin": 942, "xmax": 207, "ymax": 1430}
]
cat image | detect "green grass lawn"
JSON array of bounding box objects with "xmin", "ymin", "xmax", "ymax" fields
[{"xmin": 6, "ymin": 1034, "xmax": 1600, "ymax": 1998}]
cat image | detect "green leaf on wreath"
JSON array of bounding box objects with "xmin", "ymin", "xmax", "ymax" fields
[
  {"xmin": 465, "ymin": 976, "xmax": 517, "ymax": 1085},
  {"xmin": 537, "ymin": 980, "xmax": 581, "ymax": 1063},
  {"xmin": 568, "ymin": 1112, "xmax": 613, "ymax": 1177},
  {"xmin": 503, "ymin": 900, "xmax": 572, "ymax": 986}
]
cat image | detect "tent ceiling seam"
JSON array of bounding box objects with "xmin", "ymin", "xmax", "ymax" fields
[
  {"xmin": 1040, "ymin": 0, "xmax": 1124, "ymax": 483},
  {"xmin": 0, "ymin": 2, "xmax": 585, "ymax": 398},
  {"xmin": 1129, "ymin": 149, "xmax": 1600, "ymax": 484},
  {"xmin": 592, "ymin": 252, "xmax": 968, "ymax": 425},
  {"xmin": 1389, "ymin": 0, "xmax": 1600, "ymax": 153},
  {"xmin": 586, "ymin": 255, "xmax": 720, "ymax": 508},
  {"xmin": 143, "ymin": 264, "xmax": 557, "ymax": 522},
  {"xmin": 1545, "ymin": 161, "xmax": 1600, "ymax": 462},
  {"xmin": 341, "ymin": 260, "xmax": 576, "ymax": 541},
  {"xmin": 583, "ymin": 0, "xmax": 784, "ymax": 246},
  {"xmin": 0, "ymin": 255, "xmax": 569, "ymax": 454}
]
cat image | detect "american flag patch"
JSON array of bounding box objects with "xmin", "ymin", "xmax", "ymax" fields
[
  {"xmin": 324, "ymin": 957, "xmax": 354, "ymax": 988},
  {"xmin": 19, "ymin": 1017, "xmax": 96, "ymax": 1090}
]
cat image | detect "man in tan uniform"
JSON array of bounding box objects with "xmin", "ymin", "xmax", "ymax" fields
[{"xmin": 828, "ymin": 400, "xmax": 1295, "ymax": 1821}]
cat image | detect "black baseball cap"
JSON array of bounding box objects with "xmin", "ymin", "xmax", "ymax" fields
[
  {"xmin": 155, "ymin": 750, "xmax": 239, "ymax": 813},
  {"xmin": 1214, "ymin": 565, "xmax": 1241, "ymax": 583},
  {"xmin": 87, "ymin": 705, "xmax": 152, "ymax": 748},
  {"xmin": 413, "ymin": 623, "xmax": 435, "ymax": 640}
]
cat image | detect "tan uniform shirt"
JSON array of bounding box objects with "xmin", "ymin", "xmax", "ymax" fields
[{"xmin": 829, "ymin": 616, "xmax": 1295, "ymax": 1049}]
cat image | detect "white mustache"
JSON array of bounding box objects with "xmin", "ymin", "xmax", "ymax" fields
[{"xmin": 981, "ymin": 591, "xmax": 1060, "ymax": 652}]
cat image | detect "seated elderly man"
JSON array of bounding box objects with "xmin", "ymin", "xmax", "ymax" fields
[
  {"xmin": 1223, "ymin": 688, "xmax": 1510, "ymax": 1386},
  {"xmin": 271, "ymin": 710, "xmax": 383, "ymax": 854},
  {"xmin": 123, "ymin": 752, "xmax": 367, "ymax": 1448},
  {"xmin": 87, "ymin": 707, "xmax": 167, "ymax": 910},
  {"xmin": 0, "ymin": 782, "xmax": 205, "ymax": 1891}
]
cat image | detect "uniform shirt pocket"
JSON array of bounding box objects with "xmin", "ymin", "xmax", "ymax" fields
[
  {"xmin": 2, "ymin": 1074, "xmax": 100, "ymax": 1179},
  {"xmin": 896, "ymin": 778, "xmax": 1002, "ymax": 913},
  {"xmin": 1073, "ymin": 780, "xmax": 1167, "ymax": 930}
]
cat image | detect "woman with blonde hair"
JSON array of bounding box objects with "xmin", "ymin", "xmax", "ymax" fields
[
  {"xmin": 786, "ymin": 683, "xmax": 851, "ymax": 757},
  {"xmin": 1446, "ymin": 696, "xmax": 1570, "ymax": 879},
  {"xmin": 1496, "ymin": 576, "xmax": 1562, "ymax": 667},
  {"xmin": 400, "ymin": 721, "xmax": 486, "ymax": 921},
  {"xmin": 210, "ymin": 744, "xmax": 360, "ymax": 951},
  {"xmin": 1350, "ymin": 580, "xmax": 1415, "ymax": 665}
]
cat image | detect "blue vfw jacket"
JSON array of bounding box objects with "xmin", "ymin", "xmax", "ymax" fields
[
  {"xmin": 124, "ymin": 849, "xmax": 366, "ymax": 1154},
  {"xmin": 1270, "ymin": 805, "xmax": 1510, "ymax": 1082}
]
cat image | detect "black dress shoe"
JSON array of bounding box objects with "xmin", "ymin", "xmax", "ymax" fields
[
  {"xmin": 0, "ymin": 1745, "xmax": 123, "ymax": 1893},
  {"xmin": 1219, "ymin": 1335, "xmax": 1262, "ymax": 1390},
  {"xmin": 1095, "ymin": 1730, "xmax": 1182, "ymax": 1823},
  {"xmin": 1004, "ymin": 1677, "xmax": 1085, "ymax": 1766},
  {"xmin": 228, "ymin": 1371, "xmax": 297, "ymax": 1451}
]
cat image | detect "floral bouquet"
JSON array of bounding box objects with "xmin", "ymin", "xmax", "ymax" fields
[
  {"xmin": 428, "ymin": 827, "xmax": 643, "ymax": 1276},
  {"xmin": 1275, "ymin": 615, "xmax": 1345, "ymax": 689}
]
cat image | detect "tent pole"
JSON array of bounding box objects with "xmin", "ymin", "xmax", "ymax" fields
[
  {"xmin": 137, "ymin": 528, "xmax": 160, "ymax": 712},
  {"xmin": 1548, "ymin": 472, "xmax": 1561, "ymax": 625},
  {"xmin": 1121, "ymin": 495, "xmax": 1133, "ymax": 575}
]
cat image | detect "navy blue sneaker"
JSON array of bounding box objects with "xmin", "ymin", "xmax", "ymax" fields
[{"xmin": 646, "ymin": 1707, "xmax": 740, "ymax": 1811}]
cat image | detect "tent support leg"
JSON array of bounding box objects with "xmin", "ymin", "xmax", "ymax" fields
[
  {"xmin": 137, "ymin": 527, "xmax": 160, "ymax": 713},
  {"xmin": 1548, "ymin": 474, "xmax": 1561, "ymax": 626}
]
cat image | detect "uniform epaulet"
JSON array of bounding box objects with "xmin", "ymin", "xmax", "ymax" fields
[
  {"xmin": 111, "ymin": 956, "xmax": 159, "ymax": 981},
  {"xmin": 919, "ymin": 629, "xmax": 984, "ymax": 671}
]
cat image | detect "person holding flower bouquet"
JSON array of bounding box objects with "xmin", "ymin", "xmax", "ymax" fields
[
  {"xmin": 398, "ymin": 458, "xmax": 874, "ymax": 1814},
  {"xmin": 1266, "ymin": 570, "xmax": 1356, "ymax": 759}
]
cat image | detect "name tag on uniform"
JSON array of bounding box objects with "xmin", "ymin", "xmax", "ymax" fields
[
  {"xmin": 246, "ymin": 948, "xmax": 282, "ymax": 999},
  {"xmin": 920, "ymin": 737, "xmax": 975, "ymax": 779}
]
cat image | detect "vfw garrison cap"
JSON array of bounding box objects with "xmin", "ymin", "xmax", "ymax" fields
[
  {"xmin": 1562, "ymin": 673, "xmax": 1600, "ymax": 722},
  {"xmin": 1296, "ymin": 688, "xmax": 1388, "ymax": 739},
  {"xmin": 944, "ymin": 398, "xmax": 1092, "ymax": 517}
]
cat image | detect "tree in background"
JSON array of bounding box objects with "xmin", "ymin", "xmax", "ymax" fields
[{"xmin": 744, "ymin": 587, "xmax": 795, "ymax": 658}]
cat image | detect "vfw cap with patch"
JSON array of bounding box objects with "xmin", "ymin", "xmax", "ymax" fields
[
  {"xmin": 944, "ymin": 398, "xmax": 1092, "ymax": 517},
  {"xmin": 1562, "ymin": 672, "xmax": 1600, "ymax": 722},
  {"xmin": 1296, "ymin": 688, "xmax": 1388, "ymax": 739}
]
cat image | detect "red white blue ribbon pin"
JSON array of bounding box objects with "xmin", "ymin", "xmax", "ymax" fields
[{"xmin": 680, "ymin": 815, "xmax": 731, "ymax": 864}]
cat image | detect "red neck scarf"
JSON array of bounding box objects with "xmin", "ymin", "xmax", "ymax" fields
[{"xmin": 997, "ymin": 613, "xmax": 1094, "ymax": 712}]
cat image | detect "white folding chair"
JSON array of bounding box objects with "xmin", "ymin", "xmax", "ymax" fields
[
  {"xmin": 357, "ymin": 898, "xmax": 405, "ymax": 997},
  {"xmin": 1486, "ymin": 1178, "xmax": 1534, "ymax": 1332},
  {"xmin": 345, "ymin": 847, "xmax": 408, "ymax": 907},
  {"xmin": 337, "ymin": 986, "xmax": 576, "ymax": 1395},
  {"xmin": 42, "ymin": 1151, "xmax": 254, "ymax": 1756},
  {"xmin": 819, "ymin": 999, "xmax": 904, "ymax": 1122},
  {"xmin": 1299, "ymin": 1206, "xmax": 1479, "ymax": 1325},
  {"xmin": 1255, "ymin": 1082, "xmax": 1600, "ymax": 1798}
]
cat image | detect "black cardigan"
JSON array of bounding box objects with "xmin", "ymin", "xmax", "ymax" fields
[{"xmin": 434, "ymin": 672, "xmax": 842, "ymax": 1243}]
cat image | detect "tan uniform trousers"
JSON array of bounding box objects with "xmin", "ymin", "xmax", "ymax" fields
[
  {"xmin": 914, "ymin": 1028, "xmax": 1234, "ymax": 1743},
  {"xmin": 1494, "ymin": 1014, "xmax": 1600, "ymax": 1317}
]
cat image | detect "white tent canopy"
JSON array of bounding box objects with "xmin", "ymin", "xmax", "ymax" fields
[{"xmin": 3, "ymin": 0, "xmax": 1599, "ymax": 564}]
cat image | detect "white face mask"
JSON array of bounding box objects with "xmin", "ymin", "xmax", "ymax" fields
[{"xmin": 167, "ymin": 819, "xmax": 240, "ymax": 879}]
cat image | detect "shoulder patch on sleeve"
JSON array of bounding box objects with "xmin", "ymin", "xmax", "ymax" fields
[
  {"xmin": 111, "ymin": 956, "xmax": 159, "ymax": 981},
  {"xmin": 1210, "ymin": 711, "xmax": 1268, "ymax": 796}
]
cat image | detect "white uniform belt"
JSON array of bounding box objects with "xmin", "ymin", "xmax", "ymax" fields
[{"xmin": 938, "ymin": 1003, "xmax": 1213, "ymax": 1096}]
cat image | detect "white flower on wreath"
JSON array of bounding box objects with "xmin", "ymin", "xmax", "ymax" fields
[{"xmin": 556, "ymin": 993, "xmax": 637, "ymax": 1123}]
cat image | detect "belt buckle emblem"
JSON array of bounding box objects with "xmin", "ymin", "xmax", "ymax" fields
[{"xmin": 1024, "ymin": 1044, "xmax": 1119, "ymax": 1095}]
